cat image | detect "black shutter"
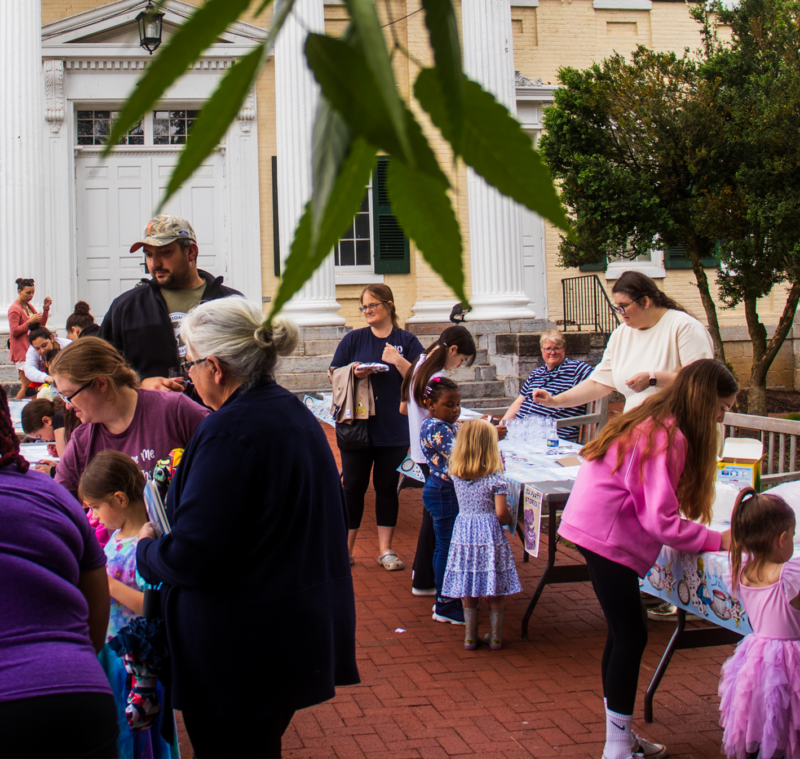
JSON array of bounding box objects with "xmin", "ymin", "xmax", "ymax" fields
[
  {"xmin": 372, "ymin": 157, "xmax": 410, "ymax": 274},
  {"xmin": 272, "ymin": 157, "xmax": 280, "ymax": 277}
]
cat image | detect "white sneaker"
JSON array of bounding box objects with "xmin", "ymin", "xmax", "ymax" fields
[
  {"xmin": 632, "ymin": 732, "xmax": 667, "ymax": 759},
  {"xmin": 412, "ymin": 587, "xmax": 436, "ymax": 596}
]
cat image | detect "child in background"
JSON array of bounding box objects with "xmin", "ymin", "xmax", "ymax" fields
[
  {"xmin": 400, "ymin": 326, "xmax": 477, "ymax": 598},
  {"xmin": 79, "ymin": 450, "xmax": 179, "ymax": 759},
  {"xmin": 443, "ymin": 419, "xmax": 521, "ymax": 650},
  {"xmin": 719, "ymin": 487, "xmax": 800, "ymax": 759},
  {"xmin": 420, "ymin": 377, "xmax": 464, "ymax": 625}
]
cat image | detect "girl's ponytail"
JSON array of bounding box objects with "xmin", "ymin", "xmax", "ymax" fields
[{"xmin": 729, "ymin": 487, "xmax": 755, "ymax": 591}]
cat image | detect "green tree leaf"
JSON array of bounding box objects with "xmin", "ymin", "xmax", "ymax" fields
[
  {"xmin": 421, "ymin": 0, "xmax": 463, "ymax": 151},
  {"xmin": 344, "ymin": 0, "xmax": 412, "ymax": 164},
  {"xmin": 104, "ymin": 0, "xmax": 253, "ymax": 153},
  {"xmin": 159, "ymin": 46, "xmax": 265, "ymax": 211},
  {"xmin": 414, "ymin": 68, "xmax": 570, "ymax": 233},
  {"xmin": 305, "ymin": 34, "xmax": 448, "ymax": 187},
  {"xmin": 311, "ymin": 96, "xmax": 352, "ymax": 249},
  {"xmin": 269, "ymin": 138, "xmax": 377, "ymax": 321},
  {"xmin": 387, "ymin": 160, "xmax": 466, "ymax": 304}
]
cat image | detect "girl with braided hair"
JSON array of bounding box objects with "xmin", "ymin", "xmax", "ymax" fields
[{"xmin": 0, "ymin": 384, "xmax": 119, "ymax": 756}]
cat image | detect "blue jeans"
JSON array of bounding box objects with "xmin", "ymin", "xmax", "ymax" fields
[{"xmin": 422, "ymin": 477, "xmax": 459, "ymax": 598}]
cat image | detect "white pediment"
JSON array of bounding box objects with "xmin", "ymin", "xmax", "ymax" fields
[{"xmin": 42, "ymin": 0, "xmax": 267, "ymax": 54}]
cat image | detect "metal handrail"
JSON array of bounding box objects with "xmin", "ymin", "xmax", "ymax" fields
[{"xmin": 561, "ymin": 275, "xmax": 621, "ymax": 337}]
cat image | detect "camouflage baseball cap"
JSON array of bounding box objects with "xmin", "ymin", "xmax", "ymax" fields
[{"xmin": 130, "ymin": 215, "xmax": 197, "ymax": 252}]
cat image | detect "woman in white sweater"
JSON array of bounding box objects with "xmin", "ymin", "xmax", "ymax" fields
[
  {"xmin": 533, "ymin": 271, "xmax": 714, "ymax": 414},
  {"xmin": 24, "ymin": 326, "xmax": 71, "ymax": 386}
]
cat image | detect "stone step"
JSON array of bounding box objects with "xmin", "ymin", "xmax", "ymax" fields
[
  {"xmin": 456, "ymin": 379, "xmax": 506, "ymax": 399},
  {"xmin": 0, "ymin": 367, "xmax": 19, "ymax": 382},
  {"xmin": 274, "ymin": 371, "xmax": 331, "ymax": 393},
  {"xmin": 449, "ymin": 363, "xmax": 496, "ymax": 383}
]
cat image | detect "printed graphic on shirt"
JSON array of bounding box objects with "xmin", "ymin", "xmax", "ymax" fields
[{"xmin": 170, "ymin": 312, "xmax": 187, "ymax": 358}]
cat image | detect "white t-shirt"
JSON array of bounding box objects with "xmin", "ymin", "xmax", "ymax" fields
[
  {"xmin": 590, "ymin": 308, "xmax": 714, "ymax": 411},
  {"xmin": 407, "ymin": 355, "xmax": 445, "ymax": 464},
  {"xmin": 24, "ymin": 337, "xmax": 72, "ymax": 383}
]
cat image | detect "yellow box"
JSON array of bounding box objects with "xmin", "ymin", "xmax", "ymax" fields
[{"xmin": 716, "ymin": 438, "xmax": 763, "ymax": 491}]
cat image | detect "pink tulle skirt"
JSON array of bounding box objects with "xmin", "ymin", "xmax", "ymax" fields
[{"xmin": 719, "ymin": 635, "xmax": 800, "ymax": 758}]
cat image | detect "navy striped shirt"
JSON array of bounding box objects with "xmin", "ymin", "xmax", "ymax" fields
[{"xmin": 518, "ymin": 357, "xmax": 594, "ymax": 442}]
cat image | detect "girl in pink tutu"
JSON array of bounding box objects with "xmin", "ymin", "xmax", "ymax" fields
[{"xmin": 720, "ymin": 487, "xmax": 800, "ymax": 759}]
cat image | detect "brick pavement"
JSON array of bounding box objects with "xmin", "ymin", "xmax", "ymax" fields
[{"xmin": 179, "ymin": 423, "xmax": 731, "ymax": 758}]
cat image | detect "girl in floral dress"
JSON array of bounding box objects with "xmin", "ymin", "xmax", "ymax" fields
[
  {"xmin": 79, "ymin": 450, "xmax": 179, "ymax": 759},
  {"xmin": 443, "ymin": 419, "xmax": 522, "ymax": 650}
]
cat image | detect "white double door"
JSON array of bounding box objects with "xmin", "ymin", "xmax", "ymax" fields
[{"xmin": 75, "ymin": 151, "xmax": 227, "ymax": 320}]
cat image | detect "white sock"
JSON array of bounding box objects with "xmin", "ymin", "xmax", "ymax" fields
[{"xmin": 604, "ymin": 708, "xmax": 634, "ymax": 759}]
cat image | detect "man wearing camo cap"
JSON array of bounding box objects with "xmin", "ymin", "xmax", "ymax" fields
[{"xmin": 99, "ymin": 214, "xmax": 241, "ymax": 392}]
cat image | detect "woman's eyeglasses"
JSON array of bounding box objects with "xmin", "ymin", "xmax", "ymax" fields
[
  {"xmin": 53, "ymin": 380, "xmax": 94, "ymax": 404},
  {"xmin": 359, "ymin": 302, "xmax": 385, "ymax": 314},
  {"xmin": 611, "ymin": 302, "xmax": 634, "ymax": 315},
  {"xmin": 182, "ymin": 357, "xmax": 209, "ymax": 375}
]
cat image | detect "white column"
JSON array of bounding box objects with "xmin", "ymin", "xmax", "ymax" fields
[
  {"xmin": 462, "ymin": 0, "xmax": 536, "ymax": 321},
  {"xmin": 274, "ymin": 0, "xmax": 345, "ymax": 326},
  {"xmin": 0, "ymin": 1, "xmax": 47, "ymax": 333}
]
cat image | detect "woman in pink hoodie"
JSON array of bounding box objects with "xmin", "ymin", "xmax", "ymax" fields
[{"xmin": 552, "ymin": 359, "xmax": 737, "ymax": 759}]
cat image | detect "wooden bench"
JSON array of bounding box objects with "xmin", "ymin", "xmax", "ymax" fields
[{"xmin": 722, "ymin": 412, "xmax": 800, "ymax": 488}]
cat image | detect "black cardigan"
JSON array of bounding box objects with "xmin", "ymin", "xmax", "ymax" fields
[{"xmin": 137, "ymin": 380, "xmax": 359, "ymax": 711}]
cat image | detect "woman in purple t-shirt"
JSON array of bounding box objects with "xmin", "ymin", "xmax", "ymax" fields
[
  {"xmin": 0, "ymin": 386, "xmax": 119, "ymax": 756},
  {"xmin": 51, "ymin": 338, "xmax": 210, "ymax": 543}
]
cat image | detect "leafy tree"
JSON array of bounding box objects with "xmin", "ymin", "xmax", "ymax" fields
[
  {"xmin": 104, "ymin": 0, "xmax": 569, "ymax": 321},
  {"xmin": 538, "ymin": 48, "xmax": 728, "ymax": 361},
  {"xmin": 693, "ymin": 0, "xmax": 800, "ymax": 415}
]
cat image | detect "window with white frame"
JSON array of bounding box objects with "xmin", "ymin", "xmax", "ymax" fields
[
  {"xmin": 334, "ymin": 179, "xmax": 373, "ymax": 271},
  {"xmin": 75, "ymin": 107, "xmax": 207, "ymax": 147}
]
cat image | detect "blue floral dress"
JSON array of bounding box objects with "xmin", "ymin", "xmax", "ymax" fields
[
  {"xmin": 442, "ymin": 474, "xmax": 522, "ymax": 598},
  {"xmin": 98, "ymin": 531, "xmax": 180, "ymax": 759}
]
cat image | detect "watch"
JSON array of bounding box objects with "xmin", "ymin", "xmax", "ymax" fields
[{"xmin": 649, "ymin": 371, "xmax": 657, "ymax": 387}]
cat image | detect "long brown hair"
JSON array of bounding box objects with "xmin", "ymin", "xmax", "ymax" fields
[
  {"xmin": 49, "ymin": 337, "xmax": 140, "ymax": 395},
  {"xmin": 21, "ymin": 397, "xmax": 79, "ymax": 444},
  {"xmin": 400, "ymin": 325, "xmax": 476, "ymax": 405},
  {"xmin": 612, "ymin": 270, "xmax": 684, "ymax": 312},
  {"xmin": 729, "ymin": 487, "xmax": 795, "ymax": 591},
  {"xmin": 581, "ymin": 359, "xmax": 737, "ymax": 523},
  {"xmin": 361, "ymin": 284, "xmax": 400, "ymax": 330}
]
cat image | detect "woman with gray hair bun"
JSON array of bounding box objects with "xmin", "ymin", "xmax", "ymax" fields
[{"xmin": 135, "ymin": 297, "xmax": 359, "ymax": 758}]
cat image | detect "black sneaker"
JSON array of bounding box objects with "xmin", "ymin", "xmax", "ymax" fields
[{"xmin": 432, "ymin": 598, "xmax": 465, "ymax": 625}]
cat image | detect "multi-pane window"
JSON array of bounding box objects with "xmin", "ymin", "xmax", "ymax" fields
[
  {"xmin": 153, "ymin": 110, "xmax": 199, "ymax": 145},
  {"xmin": 76, "ymin": 111, "xmax": 144, "ymax": 145},
  {"xmin": 334, "ymin": 193, "xmax": 372, "ymax": 267}
]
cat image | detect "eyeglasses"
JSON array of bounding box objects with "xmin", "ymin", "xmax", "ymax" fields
[
  {"xmin": 359, "ymin": 302, "xmax": 385, "ymax": 313},
  {"xmin": 542, "ymin": 347, "xmax": 565, "ymax": 353},
  {"xmin": 183, "ymin": 357, "xmax": 209, "ymax": 374},
  {"xmin": 611, "ymin": 301, "xmax": 634, "ymax": 315},
  {"xmin": 53, "ymin": 379, "xmax": 94, "ymax": 404}
]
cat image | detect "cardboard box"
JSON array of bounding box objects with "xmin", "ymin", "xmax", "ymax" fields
[{"xmin": 717, "ymin": 438, "xmax": 763, "ymax": 491}]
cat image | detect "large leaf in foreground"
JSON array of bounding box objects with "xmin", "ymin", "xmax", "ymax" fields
[
  {"xmin": 160, "ymin": 46, "xmax": 264, "ymax": 211},
  {"xmin": 269, "ymin": 138, "xmax": 377, "ymax": 320},
  {"xmin": 345, "ymin": 0, "xmax": 412, "ymax": 164},
  {"xmin": 105, "ymin": 0, "xmax": 252, "ymax": 152},
  {"xmin": 387, "ymin": 160, "xmax": 466, "ymax": 304},
  {"xmin": 305, "ymin": 34, "xmax": 448, "ymax": 187},
  {"xmin": 421, "ymin": 0, "xmax": 463, "ymax": 151},
  {"xmin": 415, "ymin": 68, "xmax": 571, "ymax": 233}
]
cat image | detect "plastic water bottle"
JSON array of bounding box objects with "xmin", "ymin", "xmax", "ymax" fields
[{"xmin": 546, "ymin": 417, "xmax": 559, "ymax": 455}]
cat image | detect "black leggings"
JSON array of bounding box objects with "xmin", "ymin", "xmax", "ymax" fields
[
  {"xmin": 580, "ymin": 546, "xmax": 648, "ymax": 715},
  {"xmin": 341, "ymin": 445, "xmax": 407, "ymax": 529},
  {"xmin": 0, "ymin": 692, "xmax": 119, "ymax": 758}
]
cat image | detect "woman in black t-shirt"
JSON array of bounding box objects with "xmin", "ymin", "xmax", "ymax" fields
[{"xmin": 330, "ymin": 285, "xmax": 423, "ymax": 571}]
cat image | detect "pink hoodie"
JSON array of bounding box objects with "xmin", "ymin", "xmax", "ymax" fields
[{"xmin": 558, "ymin": 422, "xmax": 722, "ymax": 577}]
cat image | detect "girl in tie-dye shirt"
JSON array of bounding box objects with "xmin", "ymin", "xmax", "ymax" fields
[{"xmin": 79, "ymin": 450, "xmax": 179, "ymax": 759}]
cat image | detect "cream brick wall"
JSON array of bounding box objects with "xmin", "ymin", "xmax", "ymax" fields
[{"xmin": 43, "ymin": 0, "xmax": 760, "ymax": 340}]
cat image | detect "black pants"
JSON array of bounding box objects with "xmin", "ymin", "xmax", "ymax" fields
[
  {"xmin": 0, "ymin": 692, "xmax": 119, "ymax": 758},
  {"xmin": 183, "ymin": 706, "xmax": 295, "ymax": 758},
  {"xmin": 340, "ymin": 445, "xmax": 407, "ymax": 529},
  {"xmin": 580, "ymin": 546, "xmax": 648, "ymax": 715},
  {"xmin": 411, "ymin": 464, "xmax": 435, "ymax": 589}
]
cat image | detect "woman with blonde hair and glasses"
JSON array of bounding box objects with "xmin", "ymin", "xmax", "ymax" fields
[
  {"xmin": 51, "ymin": 337, "xmax": 209, "ymax": 506},
  {"xmin": 557, "ymin": 359, "xmax": 736, "ymax": 759},
  {"xmin": 330, "ymin": 284, "xmax": 424, "ymax": 571}
]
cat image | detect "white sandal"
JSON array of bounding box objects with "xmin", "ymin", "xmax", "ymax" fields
[{"xmin": 377, "ymin": 551, "xmax": 405, "ymax": 571}]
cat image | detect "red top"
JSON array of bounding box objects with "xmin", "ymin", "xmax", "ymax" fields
[{"xmin": 7, "ymin": 301, "xmax": 48, "ymax": 362}]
